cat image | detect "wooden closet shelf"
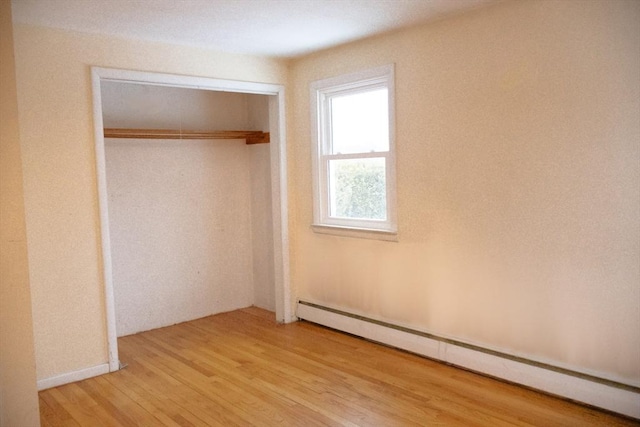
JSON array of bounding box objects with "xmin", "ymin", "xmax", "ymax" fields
[{"xmin": 104, "ymin": 128, "xmax": 270, "ymax": 144}]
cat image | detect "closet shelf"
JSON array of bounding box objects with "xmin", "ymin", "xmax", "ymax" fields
[{"xmin": 104, "ymin": 128, "xmax": 270, "ymax": 144}]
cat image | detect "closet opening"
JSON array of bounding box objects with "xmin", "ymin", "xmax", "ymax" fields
[{"xmin": 91, "ymin": 68, "xmax": 291, "ymax": 372}]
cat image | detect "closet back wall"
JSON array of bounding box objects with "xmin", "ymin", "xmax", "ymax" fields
[{"xmin": 102, "ymin": 83, "xmax": 273, "ymax": 337}]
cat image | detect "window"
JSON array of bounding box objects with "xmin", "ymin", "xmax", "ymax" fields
[{"xmin": 311, "ymin": 64, "xmax": 397, "ymax": 238}]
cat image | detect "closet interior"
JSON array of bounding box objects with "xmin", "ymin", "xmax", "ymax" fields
[{"xmin": 101, "ymin": 81, "xmax": 275, "ymax": 337}]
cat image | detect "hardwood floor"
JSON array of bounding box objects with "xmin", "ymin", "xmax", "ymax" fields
[{"xmin": 39, "ymin": 307, "xmax": 638, "ymax": 426}]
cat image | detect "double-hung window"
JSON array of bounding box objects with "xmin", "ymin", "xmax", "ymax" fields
[{"xmin": 311, "ymin": 64, "xmax": 397, "ymax": 238}]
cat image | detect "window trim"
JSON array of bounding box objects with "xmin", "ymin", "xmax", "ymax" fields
[{"xmin": 310, "ymin": 64, "xmax": 397, "ymax": 239}]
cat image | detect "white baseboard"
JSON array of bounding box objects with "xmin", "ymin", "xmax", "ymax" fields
[
  {"xmin": 37, "ymin": 363, "xmax": 111, "ymax": 391},
  {"xmin": 296, "ymin": 301, "xmax": 640, "ymax": 419}
]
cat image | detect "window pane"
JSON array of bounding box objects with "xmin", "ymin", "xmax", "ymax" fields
[
  {"xmin": 331, "ymin": 89, "xmax": 389, "ymax": 154},
  {"xmin": 329, "ymin": 158, "xmax": 386, "ymax": 220}
]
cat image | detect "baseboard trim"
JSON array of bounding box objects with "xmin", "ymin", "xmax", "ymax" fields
[
  {"xmin": 37, "ymin": 363, "xmax": 110, "ymax": 391},
  {"xmin": 297, "ymin": 300, "xmax": 640, "ymax": 419}
]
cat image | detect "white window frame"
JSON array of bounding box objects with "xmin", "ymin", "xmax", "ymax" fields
[{"xmin": 310, "ymin": 64, "xmax": 397, "ymax": 240}]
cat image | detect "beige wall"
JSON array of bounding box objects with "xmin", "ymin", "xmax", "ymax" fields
[
  {"xmin": 289, "ymin": 0, "xmax": 640, "ymax": 382},
  {"xmin": 248, "ymin": 95, "xmax": 276, "ymax": 311},
  {"xmin": 0, "ymin": 0, "xmax": 40, "ymax": 425},
  {"xmin": 12, "ymin": 23, "xmax": 288, "ymax": 382},
  {"xmin": 103, "ymin": 84, "xmax": 274, "ymax": 336},
  {"xmin": 101, "ymin": 82, "xmax": 255, "ymax": 130},
  {"xmin": 106, "ymin": 137, "xmax": 256, "ymax": 336}
]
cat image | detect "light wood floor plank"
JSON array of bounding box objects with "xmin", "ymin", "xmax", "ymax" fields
[
  {"xmin": 137, "ymin": 335, "xmax": 332, "ymax": 427},
  {"xmin": 40, "ymin": 307, "xmax": 639, "ymax": 426}
]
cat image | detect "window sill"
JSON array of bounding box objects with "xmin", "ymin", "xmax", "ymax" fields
[{"xmin": 311, "ymin": 224, "xmax": 398, "ymax": 242}]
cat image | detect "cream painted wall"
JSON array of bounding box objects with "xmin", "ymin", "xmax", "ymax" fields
[
  {"xmin": 289, "ymin": 0, "xmax": 640, "ymax": 383},
  {"xmin": 0, "ymin": 0, "xmax": 40, "ymax": 424},
  {"xmin": 101, "ymin": 82, "xmax": 253, "ymax": 131},
  {"xmin": 106, "ymin": 138, "xmax": 255, "ymax": 336},
  {"xmin": 103, "ymin": 83, "xmax": 275, "ymax": 336},
  {"xmin": 12, "ymin": 23, "xmax": 287, "ymax": 381},
  {"xmin": 248, "ymin": 95, "xmax": 276, "ymax": 311}
]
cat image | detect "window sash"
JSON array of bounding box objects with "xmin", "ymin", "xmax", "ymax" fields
[
  {"xmin": 311, "ymin": 64, "xmax": 397, "ymax": 236},
  {"xmin": 323, "ymin": 86, "xmax": 389, "ymax": 156},
  {"xmin": 319, "ymin": 152, "xmax": 391, "ymax": 228}
]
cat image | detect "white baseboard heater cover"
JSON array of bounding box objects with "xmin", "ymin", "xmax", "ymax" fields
[{"xmin": 296, "ymin": 300, "xmax": 640, "ymax": 420}]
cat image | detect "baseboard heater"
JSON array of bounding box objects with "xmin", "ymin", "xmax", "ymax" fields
[{"xmin": 296, "ymin": 300, "xmax": 640, "ymax": 420}]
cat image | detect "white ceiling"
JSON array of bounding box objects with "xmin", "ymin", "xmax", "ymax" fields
[{"xmin": 11, "ymin": 0, "xmax": 497, "ymax": 58}]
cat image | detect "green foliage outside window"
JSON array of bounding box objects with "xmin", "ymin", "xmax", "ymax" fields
[{"xmin": 332, "ymin": 159, "xmax": 386, "ymax": 220}]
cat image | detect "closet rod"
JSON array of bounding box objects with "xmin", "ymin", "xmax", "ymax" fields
[{"xmin": 104, "ymin": 128, "xmax": 270, "ymax": 144}]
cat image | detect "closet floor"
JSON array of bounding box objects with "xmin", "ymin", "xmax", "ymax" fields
[{"xmin": 39, "ymin": 307, "xmax": 636, "ymax": 426}]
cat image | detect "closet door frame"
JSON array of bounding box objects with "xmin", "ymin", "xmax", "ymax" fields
[{"xmin": 91, "ymin": 67, "xmax": 291, "ymax": 372}]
